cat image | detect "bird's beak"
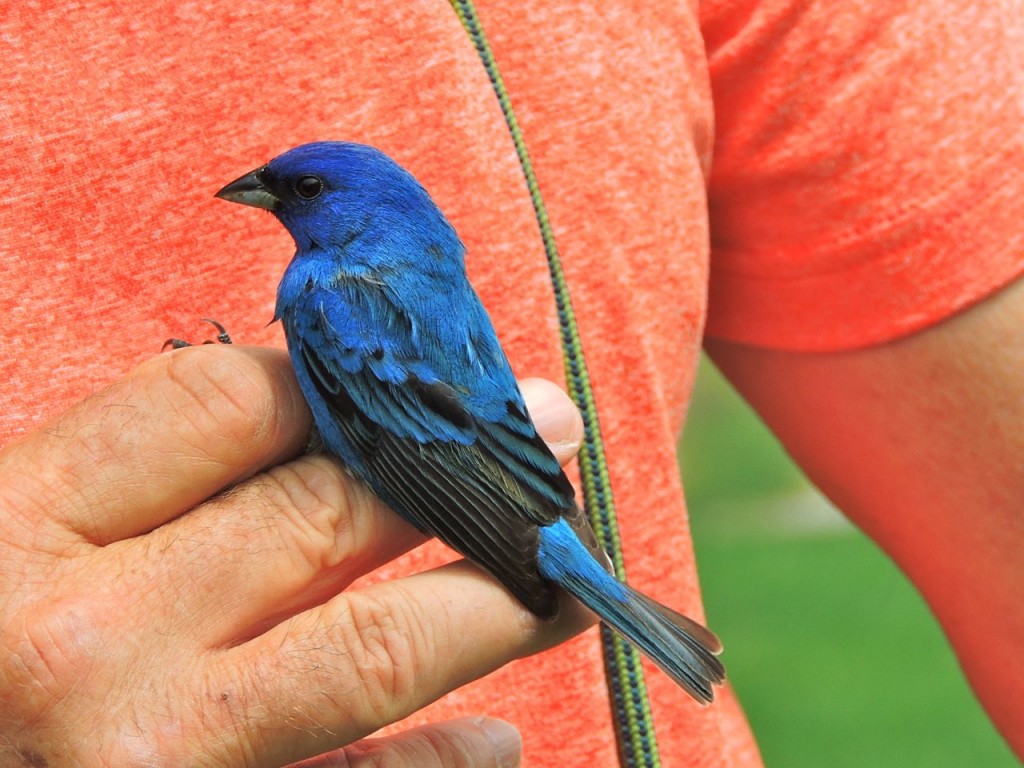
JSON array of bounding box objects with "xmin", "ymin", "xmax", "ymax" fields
[{"xmin": 215, "ymin": 167, "xmax": 279, "ymax": 211}]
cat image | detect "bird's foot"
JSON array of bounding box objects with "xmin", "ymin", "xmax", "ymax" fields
[{"xmin": 162, "ymin": 318, "xmax": 233, "ymax": 351}]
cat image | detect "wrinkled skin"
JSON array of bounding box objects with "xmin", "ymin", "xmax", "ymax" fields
[{"xmin": 0, "ymin": 345, "xmax": 589, "ymax": 768}]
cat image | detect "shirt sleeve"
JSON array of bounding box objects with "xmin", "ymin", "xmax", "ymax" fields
[{"xmin": 699, "ymin": 0, "xmax": 1024, "ymax": 352}]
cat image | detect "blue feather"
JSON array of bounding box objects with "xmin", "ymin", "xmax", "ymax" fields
[
  {"xmin": 537, "ymin": 519, "xmax": 724, "ymax": 702},
  {"xmin": 216, "ymin": 141, "xmax": 725, "ymax": 702}
]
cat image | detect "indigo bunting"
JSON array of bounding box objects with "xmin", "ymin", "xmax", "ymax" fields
[{"xmin": 216, "ymin": 142, "xmax": 725, "ymax": 703}]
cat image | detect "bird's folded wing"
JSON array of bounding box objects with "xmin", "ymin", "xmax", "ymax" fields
[{"xmin": 298, "ymin": 338, "xmax": 576, "ymax": 617}]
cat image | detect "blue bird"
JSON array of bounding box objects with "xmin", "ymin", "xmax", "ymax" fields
[{"xmin": 215, "ymin": 142, "xmax": 725, "ymax": 703}]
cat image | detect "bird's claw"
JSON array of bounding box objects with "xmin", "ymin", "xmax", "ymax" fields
[{"xmin": 162, "ymin": 318, "xmax": 233, "ymax": 351}]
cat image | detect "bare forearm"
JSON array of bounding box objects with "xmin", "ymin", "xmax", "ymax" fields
[{"xmin": 706, "ymin": 276, "xmax": 1024, "ymax": 758}]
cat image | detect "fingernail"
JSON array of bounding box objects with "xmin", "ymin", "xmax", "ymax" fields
[{"xmin": 472, "ymin": 716, "xmax": 522, "ymax": 768}]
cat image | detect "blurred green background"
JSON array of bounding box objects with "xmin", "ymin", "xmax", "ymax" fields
[{"xmin": 679, "ymin": 356, "xmax": 1018, "ymax": 767}]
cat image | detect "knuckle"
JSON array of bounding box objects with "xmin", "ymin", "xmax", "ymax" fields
[
  {"xmin": 255, "ymin": 457, "xmax": 361, "ymax": 575},
  {"xmin": 0, "ymin": 598, "xmax": 99, "ymax": 725},
  {"xmin": 408, "ymin": 728, "xmax": 479, "ymax": 768},
  {"xmin": 326, "ymin": 591, "xmax": 422, "ymax": 727},
  {"xmin": 158, "ymin": 347, "xmax": 285, "ymax": 459},
  {"xmin": 0, "ymin": 597, "xmax": 246, "ymax": 768}
]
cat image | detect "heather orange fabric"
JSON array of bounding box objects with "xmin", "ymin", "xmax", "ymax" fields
[
  {"xmin": 701, "ymin": 0, "xmax": 1024, "ymax": 350},
  {"xmin": 1, "ymin": 1, "xmax": 1020, "ymax": 766}
]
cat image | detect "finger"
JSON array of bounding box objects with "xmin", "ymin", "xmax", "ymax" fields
[
  {"xmin": 145, "ymin": 454, "xmax": 426, "ymax": 644},
  {"xmin": 203, "ymin": 560, "xmax": 594, "ymax": 767},
  {"xmin": 145, "ymin": 377, "xmax": 586, "ymax": 644},
  {"xmin": 518, "ymin": 377, "xmax": 584, "ymax": 464},
  {"xmin": 0, "ymin": 345, "xmax": 311, "ymax": 546},
  {"xmin": 289, "ymin": 717, "xmax": 521, "ymax": 768}
]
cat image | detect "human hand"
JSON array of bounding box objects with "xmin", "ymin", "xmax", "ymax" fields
[{"xmin": 0, "ymin": 345, "xmax": 589, "ymax": 768}]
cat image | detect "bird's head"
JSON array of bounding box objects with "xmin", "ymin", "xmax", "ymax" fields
[{"xmin": 216, "ymin": 141, "xmax": 456, "ymax": 259}]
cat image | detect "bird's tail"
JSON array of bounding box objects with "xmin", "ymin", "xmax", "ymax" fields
[{"xmin": 537, "ymin": 519, "xmax": 725, "ymax": 704}]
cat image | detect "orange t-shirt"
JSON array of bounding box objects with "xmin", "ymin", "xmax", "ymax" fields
[{"xmin": 1, "ymin": 2, "xmax": 1021, "ymax": 766}]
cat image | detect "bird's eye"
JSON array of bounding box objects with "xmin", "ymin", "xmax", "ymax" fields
[{"xmin": 295, "ymin": 175, "xmax": 324, "ymax": 200}]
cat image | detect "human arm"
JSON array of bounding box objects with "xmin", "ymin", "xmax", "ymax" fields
[{"xmin": 706, "ymin": 276, "xmax": 1024, "ymax": 758}]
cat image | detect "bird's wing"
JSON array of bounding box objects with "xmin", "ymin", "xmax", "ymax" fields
[{"xmin": 289, "ymin": 292, "xmax": 577, "ymax": 617}]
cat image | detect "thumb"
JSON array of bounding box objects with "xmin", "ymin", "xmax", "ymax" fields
[
  {"xmin": 290, "ymin": 717, "xmax": 522, "ymax": 768},
  {"xmin": 519, "ymin": 377, "xmax": 585, "ymax": 465}
]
